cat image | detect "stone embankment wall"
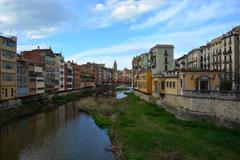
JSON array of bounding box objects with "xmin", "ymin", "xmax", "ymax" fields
[
  {"xmin": 0, "ymin": 85, "xmax": 116, "ymax": 109},
  {"xmin": 134, "ymin": 90, "xmax": 240, "ymax": 129}
]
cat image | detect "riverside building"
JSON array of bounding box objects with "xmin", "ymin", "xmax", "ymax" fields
[{"xmin": 0, "ymin": 35, "xmax": 17, "ymax": 100}]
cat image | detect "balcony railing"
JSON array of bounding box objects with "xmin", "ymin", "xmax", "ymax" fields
[{"xmin": 181, "ymin": 90, "xmax": 240, "ymax": 100}]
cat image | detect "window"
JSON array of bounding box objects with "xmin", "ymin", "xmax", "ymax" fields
[
  {"xmin": 2, "ymin": 61, "xmax": 15, "ymax": 69},
  {"xmin": 5, "ymin": 88, "xmax": 8, "ymax": 97},
  {"xmin": 170, "ymin": 82, "xmax": 172, "ymax": 88},
  {"xmin": 11, "ymin": 88, "xmax": 14, "ymax": 96},
  {"xmin": 1, "ymin": 50, "xmax": 16, "ymax": 58},
  {"xmin": 2, "ymin": 73, "xmax": 15, "ymax": 81},
  {"xmin": 165, "ymin": 65, "xmax": 168, "ymax": 71},
  {"xmin": 161, "ymin": 81, "xmax": 165, "ymax": 90},
  {"xmin": 180, "ymin": 80, "xmax": 183, "ymax": 88},
  {"xmin": 37, "ymin": 88, "xmax": 44, "ymax": 91},
  {"xmin": 37, "ymin": 79, "xmax": 44, "ymax": 82},
  {"xmin": 164, "ymin": 50, "xmax": 168, "ymax": 56},
  {"xmin": 3, "ymin": 38, "xmax": 16, "ymax": 47},
  {"xmin": 173, "ymin": 82, "xmax": 175, "ymax": 88},
  {"xmin": 165, "ymin": 57, "xmax": 168, "ymax": 63},
  {"xmin": 154, "ymin": 81, "xmax": 158, "ymax": 92}
]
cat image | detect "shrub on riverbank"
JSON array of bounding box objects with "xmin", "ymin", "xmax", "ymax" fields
[{"xmin": 92, "ymin": 112, "xmax": 112, "ymax": 128}]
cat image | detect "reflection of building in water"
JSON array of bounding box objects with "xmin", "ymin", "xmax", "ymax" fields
[
  {"xmin": 35, "ymin": 113, "xmax": 46, "ymax": 138},
  {"xmin": 64, "ymin": 103, "xmax": 75, "ymax": 121},
  {"xmin": 58, "ymin": 105, "xmax": 66, "ymax": 127}
]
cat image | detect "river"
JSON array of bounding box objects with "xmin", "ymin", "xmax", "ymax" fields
[{"xmin": 0, "ymin": 90, "xmax": 127, "ymax": 160}]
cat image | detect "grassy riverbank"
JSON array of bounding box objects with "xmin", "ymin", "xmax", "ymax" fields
[{"xmin": 103, "ymin": 93, "xmax": 240, "ymax": 160}]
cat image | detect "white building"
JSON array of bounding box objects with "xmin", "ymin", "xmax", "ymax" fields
[{"xmin": 55, "ymin": 53, "xmax": 65, "ymax": 91}]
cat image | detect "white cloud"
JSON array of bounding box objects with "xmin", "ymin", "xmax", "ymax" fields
[
  {"xmin": 131, "ymin": 0, "xmax": 240, "ymax": 30},
  {"xmin": 130, "ymin": 0, "xmax": 189, "ymax": 30},
  {"xmin": 96, "ymin": 3, "xmax": 105, "ymax": 11},
  {"xmin": 93, "ymin": 0, "xmax": 165, "ymax": 22},
  {"xmin": 26, "ymin": 27, "xmax": 58, "ymax": 39},
  {"xmin": 67, "ymin": 42, "xmax": 153, "ymax": 61},
  {"xmin": 0, "ymin": 0, "xmax": 73, "ymax": 39}
]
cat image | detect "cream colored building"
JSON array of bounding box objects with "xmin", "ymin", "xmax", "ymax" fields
[
  {"xmin": 150, "ymin": 44, "xmax": 174, "ymax": 75},
  {"xmin": 0, "ymin": 36, "xmax": 17, "ymax": 100},
  {"xmin": 35, "ymin": 65, "xmax": 45, "ymax": 94},
  {"xmin": 55, "ymin": 53, "xmax": 65, "ymax": 91},
  {"xmin": 187, "ymin": 48, "xmax": 202, "ymax": 70},
  {"xmin": 179, "ymin": 25, "xmax": 240, "ymax": 90},
  {"xmin": 175, "ymin": 55, "xmax": 188, "ymax": 70}
]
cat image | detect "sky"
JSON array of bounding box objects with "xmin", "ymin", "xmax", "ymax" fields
[{"xmin": 0, "ymin": 0, "xmax": 239, "ymax": 70}]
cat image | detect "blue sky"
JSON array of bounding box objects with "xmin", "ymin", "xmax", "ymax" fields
[{"xmin": 0, "ymin": 0, "xmax": 239, "ymax": 69}]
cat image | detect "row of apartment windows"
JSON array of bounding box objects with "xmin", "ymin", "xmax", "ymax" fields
[
  {"xmin": 0, "ymin": 50, "xmax": 16, "ymax": 58},
  {"xmin": 45, "ymin": 56, "xmax": 55, "ymax": 63},
  {"xmin": 17, "ymin": 77, "xmax": 28, "ymax": 83},
  {"xmin": 17, "ymin": 87, "xmax": 28, "ymax": 96},
  {"xmin": 17, "ymin": 67, "xmax": 28, "ymax": 74},
  {"xmin": 2, "ymin": 61, "xmax": 15, "ymax": 69},
  {"xmin": 2, "ymin": 73, "xmax": 15, "ymax": 81},
  {"xmin": 1, "ymin": 88, "xmax": 15, "ymax": 98},
  {"xmin": 2, "ymin": 39, "xmax": 16, "ymax": 47},
  {"xmin": 166, "ymin": 81, "xmax": 176, "ymax": 88},
  {"xmin": 37, "ymin": 88, "xmax": 45, "ymax": 91},
  {"xmin": 37, "ymin": 79, "xmax": 44, "ymax": 82}
]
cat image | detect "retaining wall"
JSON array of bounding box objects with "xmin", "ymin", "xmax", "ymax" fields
[{"xmin": 134, "ymin": 90, "xmax": 240, "ymax": 129}]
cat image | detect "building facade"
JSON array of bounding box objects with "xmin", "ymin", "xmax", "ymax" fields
[
  {"xmin": 150, "ymin": 44, "xmax": 174, "ymax": 75},
  {"xmin": 64, "ymin": 62, "xmax": 73, "ymax": 90},
  {"xmin": 152, "ymin": 71, "xmax": 221, "ymax": 97},
  {"xmin": 134, "ymin": 70, "xmax": 152, "ymax": 94},
  {"xmin": 71, "ymin": 62, "xmax": 81, "ymax": 89},
  {"xmin": 54, "ymin": 53, "xmax": 65, "ymax": 91},
  {"xmin": 177, "ymin": 26, "xmax": 240, "ymax": 90},
  {"xmin": 28, "ymin": 61, "xmax": 45, "ymax": 95},
  {"xmin": 0, "ymin": 36, "xmax": 17, "ymax": 100},
  {"xmin": 16, "ymin": 55, "xmax": 29, "ymax": 97},
  {"xmin": 22, "ymin": 47, "xmax": 56, "ymax": 93}
]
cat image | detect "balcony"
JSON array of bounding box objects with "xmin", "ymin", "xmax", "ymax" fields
[
  {"xmin": 223, "ymin": 50, "xmax": 232, "ymax": 55},
  {"xmin": 224, "ymin": 59, "xmax": 232, "ymax": 63}
]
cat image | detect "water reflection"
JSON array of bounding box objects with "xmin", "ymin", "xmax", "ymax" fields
[{"xmin": 0, "ymin": 102, "xmax": 113, "ymax": 160}]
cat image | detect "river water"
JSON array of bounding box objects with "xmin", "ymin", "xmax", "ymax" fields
[{"xmin": 0, "ymin": 91, "xmax": 127, "ymax": 160}]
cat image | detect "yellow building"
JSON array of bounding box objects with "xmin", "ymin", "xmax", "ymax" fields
[
  {"xmin": 152, "ymin": 71, "xmax": 179, "ymax": 97},
  {"xmin": 178, "ymin": 71, "xmax": 220, "ymax": 95},
  {"xmin": 152, "ymin": 71, "xmax": 221, "ymax": 97},
  {"xmin": 135, "ymin": 71, "xmax": 152, "ymax": 94},
  {"xmin": 0, "ymin": 36, "xmax": 17, "ymax": 100}
]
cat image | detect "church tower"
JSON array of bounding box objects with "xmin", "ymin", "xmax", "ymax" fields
[{"xmin": 113, "ymin": 60, "xmax": 117, "ymax": 71}]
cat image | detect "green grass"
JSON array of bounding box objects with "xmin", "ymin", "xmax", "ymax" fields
[
  {"xmin": 92, "ymin": 112, "xmax": 112, "ymax": 128},
  {"xmin": 114, "ymin": 87, "xmax": 130, "ymax": 91},
  {"xmin": 110, "ymin": 93, "xmax": 240, "ymax": 160}
]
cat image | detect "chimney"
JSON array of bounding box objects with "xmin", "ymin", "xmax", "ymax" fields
[{"xmin": 37, "ymin": 46, "xmax": 40, "ymax": 50}]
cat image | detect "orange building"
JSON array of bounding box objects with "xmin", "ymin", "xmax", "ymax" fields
[
  {"xmin": 22, "ymin": 47, "xmax": 56, "ymax": 92},
  {"xmin": 135, "ymin": 70, "xmax": 152, "ymax": 94},
  {"xmin": 71, "ymin": 62, "xmax": 81, "ymax": 90}
]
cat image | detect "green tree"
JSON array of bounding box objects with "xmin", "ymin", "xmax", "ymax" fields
[{"xmin": 220, "ymin": 80, "xmax": 232, "ymax": 91}]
